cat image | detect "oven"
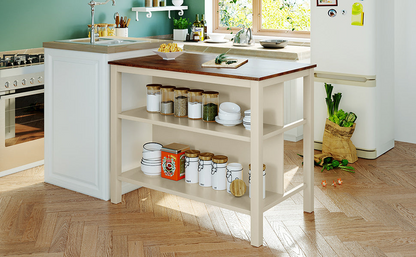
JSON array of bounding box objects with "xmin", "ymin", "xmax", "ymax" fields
[{"xmin": 0, "ymin": 53, "xmax": 44, "ymax": 176}]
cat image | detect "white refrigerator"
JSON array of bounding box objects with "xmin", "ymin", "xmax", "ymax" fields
[{"xmin": 311, "ymin": 0, "xmax": 395, "ymax": 159}]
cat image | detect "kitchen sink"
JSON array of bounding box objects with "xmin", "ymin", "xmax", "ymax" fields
[{"xmin": 55, "ymin": 38, "xmax": 147, "ymax": 46}]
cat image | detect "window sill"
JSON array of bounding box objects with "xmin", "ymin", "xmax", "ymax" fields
[{"xmin": 208, "ymin": 33, "xmax": 310, "ymax": 47}]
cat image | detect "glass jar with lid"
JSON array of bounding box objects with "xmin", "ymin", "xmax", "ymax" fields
[
  {"xmin": 185, "ymin": 150, "xmax": 200, "ymax": 184},
  {"xmin": 88, "ymin": 24, "xmax": 98, "ymax": 38},
  {"xmin": 188, "ymin": 89, "xmax": 203, "ymax": 120},
  {"xmin": 198, "ymin": 152, "xmax": 214, "ymax": 187},
  {"xmin": 160, "ymin": 85, "xmax": 175, "ymax": 115},
  {"xmin": 174, "ymin": 87, "xmax": 189, "ymax": 118},
  {"xmin": 97, "ymin": 23, "xmax": 108, "ymax": 37},
  {"xmin": 107, "ymin": 24, "xmax": 116, "ymax": 36},
  {"xmin": 211, "ymin": 155, "xmax": 228, "ymax": 191},
  {"xmin": 146, "ymin": 84, "xmax": 162, "ymax": 113},
  {"xmin": 202, "ymin": 91, "xmax": 219, "ymax": 122}
]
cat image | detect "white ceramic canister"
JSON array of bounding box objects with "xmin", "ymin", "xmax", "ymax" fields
[
  {"xmin": 249, "ymin": 164, "xmax": 266, "ymax": 199},
  {"xmin": 185, "ymin": 150, "xmax": 200, "ymax": 184},
  {"xmin": 146, "ymin": 84, "xmax": 161, "ymax": 112},
  {"xmin": 211, "ymin": 155, "xmax": 228, "ymax": 190},
  {"xmin": 198, "ymin": 152, "xmax": 214, "ymax": 187},
  {"xmin": 226, "ymin": 163, "xmax": 243, "ymax": 194}
]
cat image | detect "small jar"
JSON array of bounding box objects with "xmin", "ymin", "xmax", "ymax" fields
[
  {"xmin": 202, "ymin": 91, "xmax": 219, "ymax": 122},
  {"xmin": 146, "ymin": 84, "xmax": 162, "ymax": 113},
  {"xmin": 249, "ymin": 164, "xmax": 266, "ymax": 199},
  {"xmin": 160, "ymin": 0, "xmax": 166, "ymax": 6},
  {"xmin": 88, "ymin": 24, "xmax": 97, "ymax": 38},
  {"xmin": 160, "ymin": 85, "xmax": 175, "ymax": 115},
  {"xmin": 97, "ymin": 23, "xmax": 108, "ymax": 37},
  {"xmin": 153, "ymin": 0, "xmax": 159, "ymax": 7},
  {"xmin": 145, "ymin": 0, "xmax": 152, "ymax": 6},
  {"xmin": 226, "ymin": 163, "xmax": 243, "ymax": 194},
  {"xmin": 107, "ymin": 24, "xmax": 116, "ymax": 36},
  {"xmin": 198, "ymin": 152, "xmax": 214, "ymax": 187},
  {"xmin": 211, "ymin": 155, "xmax": 228, "ymax": 191},
  {"xmin": 185, "ymin": 150, "xmax": 200, "ymax": 184},
  {"xmin": 174, "ymin": 87, "xmax": 189, "ymax": 118},
  {"xmin": 188, "ymin": 89, "xmax": 203, "ymax": 120}
]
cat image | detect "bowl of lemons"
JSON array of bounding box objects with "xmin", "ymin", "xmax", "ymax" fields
[{"xmin": 154, "ymin": 43, "xmax": 185, "ymax": 60}]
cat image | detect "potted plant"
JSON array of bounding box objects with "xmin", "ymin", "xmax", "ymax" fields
[{"xmin": 173, "ymin": 17, "xmax": 190, "ymax": 41}]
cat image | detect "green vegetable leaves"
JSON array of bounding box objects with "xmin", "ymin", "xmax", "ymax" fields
[
  {"xmin": 320, "ymin": 157, "xmax": 355, "ymax": 173},
  {"xmin": 324, "ymin": 83, "xmax": 358, "ymax": 128},
  {"xmin": 215, "ymin": 53, "xmax": 237, "ymax": 65}
]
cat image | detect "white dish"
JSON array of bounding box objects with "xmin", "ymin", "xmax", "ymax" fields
[
  {"xmin": 208, "ymin": 33, "xmax": 225, "ymax": 42},
  {"xmin": 219, "ymin": 111, "xmax": 241, "ymax": 121},
  {"xmin": 142, "ymin": 151, "xmax": 161, "ymax": 159},
  {"xmin": 243, "ymin": 117, "xmax": 251, "ymax": 122},
  {"xmin": 153, "ymin": 50, "xmax": 185, "ymax": 60},
  {"xmin": 172, "ymin": 0, "xmax": 183, "ymax": 6},
  {"xmin": 141, "ymin": 164, "xmax": 161, "ymax": 174},
  {"xmin": 205, "ymin": 39, "xmax": 227, "ymax": 43},
  {"xmin": 244, "ymin": 110, "xmax": 251, "ymax": 116},
  {"xmin": 219, "ymin": 102, "xmax": 241, "ymax": 113},
  {"xmin": 143, "ymin": 142, "xmax": 163, "ymax": 152},
  {"xmin": 215, "ymin": 116, "xmax": 242, "ymax": 126}
]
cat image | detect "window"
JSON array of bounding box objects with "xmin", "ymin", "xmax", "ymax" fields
[{"xmin": 213, "ymin": 0, "xmax": 310, "ymax": 38}]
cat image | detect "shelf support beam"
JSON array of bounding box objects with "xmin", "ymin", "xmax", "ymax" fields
[{"xmin": 303, "ymin": 69, "xmax": 314, "ymax": 213}]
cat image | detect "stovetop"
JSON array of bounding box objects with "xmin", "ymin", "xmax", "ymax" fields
[{"xmin": 0, "ymin": 53, "xmax": 44, "ymax": 69}]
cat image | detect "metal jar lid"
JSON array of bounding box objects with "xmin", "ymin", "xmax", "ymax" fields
[
  {"xmin": 174, "ymin": 87, "xmax": 190, "ymax": 94},
  {"xmin": 199, "ymin": 152, "xmax": 214, "ymax": 161},
  {"xmin": 249, "ymin": 164, "xmax": 267, "ymax": 171},
  {"xmin": 202, "ymin": 91, "xmax": 219, "ymax": 98},
  {"xmin": 146, "ymin": 84, "xmax": 162, "ymax": 90},
  {"xmin": 160, "ymin": 85, "xmax": 176, "ymax": 92},
  {"xmin": 185, "ymin": 150, "xmax": 200, "ymax": 158},
  {"xmin": 188, "ymin": 89, "xmax": 204, "ymax": 96},
  {"xmin": 212, "ymin": 155, "xmax": 228, "ymax": 164}
]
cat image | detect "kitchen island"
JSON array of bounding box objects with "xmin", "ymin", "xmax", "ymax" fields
[{"xmin": 108, "ymin": 53, "xmax": 316, "ymax": 246}]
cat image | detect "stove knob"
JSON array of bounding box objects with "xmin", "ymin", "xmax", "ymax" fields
[
  {"xmin": 30, "ymin": 78, "xmax": 35, "ymax": 84},
  {"xmin": 13, "ymin": 80, "xmax": 18, "ymax": 87},
  {"xmin": 22, "ymin": 79, "xmax": 27, "ymax": 86},
  {"xmin": 37, "ymin": 76, "xmax": 43, "ymax": 83},
  {"xmin": 5, "ymin": 81, "xmax": 9, "ymax": 88}
]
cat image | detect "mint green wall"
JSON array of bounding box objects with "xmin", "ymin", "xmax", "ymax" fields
[{"xmin": 0, "ymin": 0, "xmax": 204, "ymax": 52}]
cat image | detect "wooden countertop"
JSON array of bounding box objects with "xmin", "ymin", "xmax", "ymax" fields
[{"xmin": 108, "ymin": 52, "xmax": 316, "ymax": 81}]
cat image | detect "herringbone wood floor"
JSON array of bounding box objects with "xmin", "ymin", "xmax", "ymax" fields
[{"xmin": 1, "ymin": 141, "xmax": 416, "ymax": 257}]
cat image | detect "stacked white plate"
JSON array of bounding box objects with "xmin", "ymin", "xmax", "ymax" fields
[
  {"xmin": 243, "ymin": 110, "xmax": 251, "ymax": 130},
  {"xmin": 215, "ymin": 102, "xmax": 242, "ymax": 127},
  {"xmin": 141, "ymin": 142, "xmax": 162, "ymax": 176}
]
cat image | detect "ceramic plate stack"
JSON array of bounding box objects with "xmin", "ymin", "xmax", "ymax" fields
[
  {"xmin": 243, "ymin": 110, "xmax": 251, "ymax": 130},
  {"xmin": 215, "ymin": 102, "xmax": 243, "ymax": 126},
  {"xmin": 141, "ymin": 142, "xmax": 162, "ymax": 176}
]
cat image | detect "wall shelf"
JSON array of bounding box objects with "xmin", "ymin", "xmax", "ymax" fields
[{"xmin": 131, "ymin": 6, "xmax": 188, "ymax": 21}]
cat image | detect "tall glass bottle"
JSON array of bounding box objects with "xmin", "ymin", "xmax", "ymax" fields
[
  {"xmin": 201, "ymin": 14, "xmax": 207, "ymax": 41},
  {"xmin": 192, "ymin": 14, "xmax": 201, "ymax": 41}
]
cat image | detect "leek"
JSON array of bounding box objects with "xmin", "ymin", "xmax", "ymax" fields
[{"xmin": 332, "ymin": 93, "xmax": 342, "ymax": 113}]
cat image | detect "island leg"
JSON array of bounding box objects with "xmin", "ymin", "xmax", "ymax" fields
[
  {"xmin": 303, "ymin": 69, "xmax": 314, "ymax": 213},
  {"xmin": 110, "ymin": 66, "xmax": 122, "ymax": 204},
  {"xmin": 250, "ymin": 81, "xmax": 264, "ymax": 247}
]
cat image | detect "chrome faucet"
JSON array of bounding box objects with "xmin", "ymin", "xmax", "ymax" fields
[{"xmin": 88, "ymin": 0, "xmax": 116, "ymax": 44}]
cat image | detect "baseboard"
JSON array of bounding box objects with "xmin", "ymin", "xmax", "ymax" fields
[
  {"xmin": 284, "ymin": 133, "xmax": 303, "ymax": 142},
  {"xmin": 0, "ymin": 160, "xmax": 44, "ymax": 178}
]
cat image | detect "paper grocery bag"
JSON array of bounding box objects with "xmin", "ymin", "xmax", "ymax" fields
[{"xmin": 321, "ymin": 119, "xmax": 358, "ymax": 163}]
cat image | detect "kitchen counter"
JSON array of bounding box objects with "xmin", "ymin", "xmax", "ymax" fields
[
  {"xmin": 43, "ymin": 37, "xmax": 170, "ymax": 54},
  {"xmin": 182, "ymin": 41, "xmax": 310, "ymax": 61}
]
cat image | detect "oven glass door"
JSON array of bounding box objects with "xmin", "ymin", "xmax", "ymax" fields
[{"xmin": 1, "ymin": 86, "xmax": 44, "ymax": 147}]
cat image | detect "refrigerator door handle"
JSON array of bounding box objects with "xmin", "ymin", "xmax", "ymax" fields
[{"xmin": 314, "ymin": 72, "xmax": 376, "ymax": 87}]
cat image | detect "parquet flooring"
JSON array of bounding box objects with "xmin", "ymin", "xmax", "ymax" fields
[{"xmin": 1, "ymin": 140, "xmax": 416, "ymax": 256}]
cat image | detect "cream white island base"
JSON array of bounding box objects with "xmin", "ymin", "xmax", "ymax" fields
[{"xmin": 109, "ymin": 53, "xmax": 316, "ymax": 247}]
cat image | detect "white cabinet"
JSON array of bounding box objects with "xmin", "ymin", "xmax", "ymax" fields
[
  {"xmin": 109, "ymin": 53, "xmax": 316, "ymax": 246},
  {"xmin": 44, "ymin": 48, "xmax": 154, "ymax": 200}
]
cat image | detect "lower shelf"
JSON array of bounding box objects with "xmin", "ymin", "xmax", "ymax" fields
[{"xmin": 119, "ymin": 167, "xmax": 284, "ymax": 215}]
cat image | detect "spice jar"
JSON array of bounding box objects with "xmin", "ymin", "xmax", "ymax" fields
[
  {"xmin": 211, "ymin": 155, "xmax": 228, "ymax": 191},
  {"xmin": 160, "ymin": 85, "xmax": 175, "ymax": 115},
  {"xmin": 202, "ymin": 91, "xmax": 219, "ymax": 122},
  {"xmin": 88, "ymin": 24, "xmax": 98, "ymax": 38},
  {"xmin": 198, "ymin": 152, "xmax": 214, "ymax": 187},
  {"xmin": 249, "ymin": 164, "xmax": 266, "ymax": 199},
  {"xmin": 146, "ymin": 84, "xmax": 161, "ymax": 113},
  {"xmin": 153, "ymin": 0, "xmax": 159, "ymax": 7},
  {"xmin": 185, "ymin": 150, "xmax": 200, "ymax": 184},
  {"xmin": 160, "ymin": 0, "xmax": 166, "ymax": 6},
  {"xmin": 226, "ymin": 163, "xmax": 243, "ymax": 194},
  {"xmin": 188, "ymin": 89, "xmax": 203, "ymax": 120},
  {"xmin": 107, "ymin": 24, "xmax": 115, "ymax": 36},
  {"xmin": 174, "ymin": 87, "xmax": 189, "ymax": 118},
  {"xmin": 145, "ymin": 0, "xmax": 152, "ymax": 6},
  {"xmin": 97, "ymin": 24, "xmax": 108, "ymax": 37}
]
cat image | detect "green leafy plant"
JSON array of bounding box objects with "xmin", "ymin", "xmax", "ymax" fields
[
  {"xmin": 215, "ymin": 53, "xmax": 237, "ymax": 64},
  {"xmin": 173, "ymin": 17, "xmax": 191, "ymax": 30},
  {"xmin": 324, "ymin": 83, "xmax": 357, "ymax": 128},
  {"xmin": 297, "ymin": 154, "xmax": 355, "ymax": 173}
]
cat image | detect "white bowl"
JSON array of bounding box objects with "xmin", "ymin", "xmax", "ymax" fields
[
  {"xmin": 142, "ymin": 151, "xmax": 161, "ymax": 159},
  {"xmin": 218, "ymin": 111, "xmax": 241, "ymax": 121},
  {"xmin": 143, "ymin": 142, "xmax": 162, "ymax": 152},
  {"xmin": 153, "ymin": 50, "xmax": 185, "ymax": 60},
  {"xmin": 172, "ymin": 0, "xmax": 183, "ymax": 6},
  {"xmin": 244, "ymin": 109, "xmax": 251, "ymax": 116},
  {"xmin": 219, "ymin": 102, "xmax": 241, "ymax": 113},
  {"xmin": 141, "ymin": 164, "xmax": 161, "ymax": 174},
  {"xmin": 208, "ymin": 34, "xmax": 225, "ymax": 42}
]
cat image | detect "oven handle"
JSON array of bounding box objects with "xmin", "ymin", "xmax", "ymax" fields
[{"xmin": 0, "ymin": 89, "xmax": 44, "ymax": 100}]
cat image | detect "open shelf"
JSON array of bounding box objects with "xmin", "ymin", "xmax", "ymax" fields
[
  {"xmin": 118, "ymin": 107, "xmax": 282, "ymax": 142},
  {"xmin": 119, "ymin": 167, "xmax": 282, "ymax": 215},
  {"xmin": 131, "ymin": 6, "xmax": 188, "ymax": 21}
]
